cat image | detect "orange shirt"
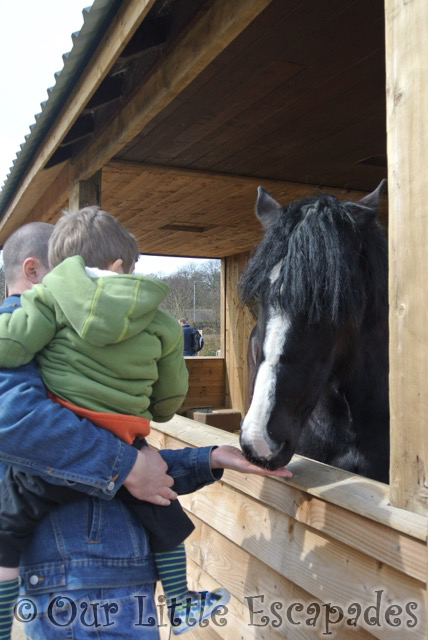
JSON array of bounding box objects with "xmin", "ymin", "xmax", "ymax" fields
[{"xmin": 48, "ymin": 393, "xmax": 150, "ymax": 444}]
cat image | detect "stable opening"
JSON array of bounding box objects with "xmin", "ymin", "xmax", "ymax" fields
[{"xmin": 137, "ymin": 255, "xmax": 222, "ymax": 356}]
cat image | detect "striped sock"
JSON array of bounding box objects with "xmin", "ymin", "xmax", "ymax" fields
[
  {"xmin": 154, "ymin": 544, "xmax": 189, "ymax": 604},
  {"xmin": 0, "ymin": 578, "xmax": 20, "ymax": 640}
]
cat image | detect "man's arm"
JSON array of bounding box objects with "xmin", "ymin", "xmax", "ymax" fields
[
  {"xmin": 0, "ymin": 361, "xmax": 178, "ymax": 504},
  {"xmin": 160, "ymin": 446, "xmax": 223, "ymax": 494},
  {"xmin": 158, "ymin": 444, "xmax": 293, "ymax": 496},
  {"xmin": 0, "ymin": 362, "xmax": 137, "ymax": 498}
]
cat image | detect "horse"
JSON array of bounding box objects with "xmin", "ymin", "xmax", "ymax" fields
[{"xmin": 239, "ymin": 182, "xmax": 389, "ymax": 483}]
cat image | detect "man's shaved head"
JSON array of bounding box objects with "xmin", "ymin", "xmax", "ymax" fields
[{"xmin": 3, "ymin": 222, "xmax": 54, "ymax": 287}]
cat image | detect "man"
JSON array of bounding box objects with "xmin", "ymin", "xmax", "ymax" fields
[
  {"xmin": 0, "ymin": 222, "xmax": 177, "ymax": 639},
  {"xmin": 0, "ymin": 222, "xmax": 291, "ymax": 639},
  {"xmin": 179, "ymin": 319, "xmax": 202, "ymax": 356}
]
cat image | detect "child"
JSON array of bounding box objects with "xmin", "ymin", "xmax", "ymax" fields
[{"xmin": 0, "ymin": 207, "xmax": 229, "ymax": 637}]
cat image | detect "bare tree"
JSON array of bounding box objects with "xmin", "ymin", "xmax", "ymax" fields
[
  {"xmin": 150, "ymin": 260, "xmax": 221, "ymax": 329},
  {"xmin": 161, "ymin": 264, "xmax": 196, "ymax": 320}
]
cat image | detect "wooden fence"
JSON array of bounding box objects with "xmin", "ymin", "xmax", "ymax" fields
[
  {"xmin": 181, "ymin": 357, "xmax": 225, "ymax": 413},
  {"xmin": 148, "ymin": 416, "xmax": 427, "ymax": 640}
]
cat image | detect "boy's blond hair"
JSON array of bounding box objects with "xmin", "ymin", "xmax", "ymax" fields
[{"xmin": 49, "ymin": 207, "xmax": 139, "ymax": 273}]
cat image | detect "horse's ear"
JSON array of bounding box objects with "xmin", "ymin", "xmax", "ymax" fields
[
  {"xmin": 358, "ymin": 179, "xmax": 386, "ymax": 211},
  {"xmin": 256, "ymin": 187, "xmax": 283, "ymax": 230},
  {"xmin": 347, "ymin": 179, "xmax": 386, "ymax": 226}
]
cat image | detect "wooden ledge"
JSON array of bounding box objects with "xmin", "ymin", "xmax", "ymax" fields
[
  {"xmin": 183, "ymin": 356, "xmax": 224, "ymax": 360},
  {"xmin": 149, "ymin": 414, "xmax": 427, "ymax": 542}
]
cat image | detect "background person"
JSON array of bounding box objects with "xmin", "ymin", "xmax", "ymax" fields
[{"xmin": 179, "ymin": 319, "xmax": 203, "ymax": 356}]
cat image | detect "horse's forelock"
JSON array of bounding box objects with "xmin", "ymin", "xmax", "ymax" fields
[
  {"xmin": 240, "ymin": 194, "xmax": 386, "ymax": 326},
  {"xmin": 279, "ymin": 197, "xmax": 365, "ymax": 324},
  {"xmin": 239, "ymin": 223, "xmax": 289, "ymax": 307}
]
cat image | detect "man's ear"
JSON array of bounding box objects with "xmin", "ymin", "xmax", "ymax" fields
[{"xmin": 22, "ymin": 257, "xmax": 44, "ymax": 284}]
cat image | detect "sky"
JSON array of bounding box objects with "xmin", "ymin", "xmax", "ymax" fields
[
  {"xmin": 0, "ymin": 1, "xmax": 210, "ymax": 276},
  {"xmin": 136, "ymin": 255, "xmax": 214, "ymax": 276},
  {"xmin": 0, "ymin": 1, "xmax": 88, "ymax": 187}
]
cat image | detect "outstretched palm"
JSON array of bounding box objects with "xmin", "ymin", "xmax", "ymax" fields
[{"xmin": 210, "ymin": 445, "xmax": 292, "ymax": 477}]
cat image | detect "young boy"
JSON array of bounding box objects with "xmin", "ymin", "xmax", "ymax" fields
[{"xmin": 0, "ymin": 207, "xmax": 229, "ymax": 637}]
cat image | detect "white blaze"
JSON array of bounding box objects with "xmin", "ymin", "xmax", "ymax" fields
[{"xmin": 241, "ymin": 261, "xmax": 290, "ymax": 459}]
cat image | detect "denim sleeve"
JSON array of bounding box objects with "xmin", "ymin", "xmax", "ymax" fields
[
  {"xmin": 0, "ymin": 363, "xmax": 137, "ymax": 499},
  {"xmin": 160, "ymin": 446, "xmax": 224, "ymax": 495}
]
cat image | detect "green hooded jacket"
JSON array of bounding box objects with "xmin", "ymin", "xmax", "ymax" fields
[{"xmin": 0, "ymin": 256, "xmax": 188, "ymax": 422}]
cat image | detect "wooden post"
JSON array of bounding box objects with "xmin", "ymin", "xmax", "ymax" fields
[
  {"xmin": 385, "ymin": 0, "xmax": 428, "ymax": 513},
  {"xmin": 68, "ymin": 171, "xmax": 102, "ymax": 211},
  {"xmin": 220, "ymin": 259, "xmax": 226, "ymax": 358},
  {"xmin": 224, "ymin": 252, "xmax": 255, "ymax": 415}
]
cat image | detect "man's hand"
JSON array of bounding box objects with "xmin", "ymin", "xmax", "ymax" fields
[
  {"xmin": 210, "ymin": 445, "xmax": 293, "ymax": 478},
  {"xmin": 123, "ymin": 448, "xmax": 177, "ymax": 505}
]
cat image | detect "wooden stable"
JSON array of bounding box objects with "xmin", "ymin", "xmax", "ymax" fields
[{"xmin": 1, "ymin": 0, "xmax": 427, "ymax": 637}]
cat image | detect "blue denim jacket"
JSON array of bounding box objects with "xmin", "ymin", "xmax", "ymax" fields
[{"xmin": 0, "ymin": 296, "xmax": 221, "ymax": 596}]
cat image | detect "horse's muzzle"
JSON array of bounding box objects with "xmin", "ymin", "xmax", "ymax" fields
[{"xmin": 240, "ymin": 439, "xmax": 293, "ymax": 471}]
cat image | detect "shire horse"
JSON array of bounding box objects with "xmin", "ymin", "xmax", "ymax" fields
[{"xmin": 239, "ymin": 183, "xmax": 389, "ymax": 483}]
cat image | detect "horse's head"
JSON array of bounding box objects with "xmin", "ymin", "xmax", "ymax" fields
[{"xmin": 239, "ymin": 182, "xmax": 387, "ymax": 470}]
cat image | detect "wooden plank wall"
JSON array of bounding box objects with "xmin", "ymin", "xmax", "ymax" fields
[
  {"xmin": 148, "ymin": 417, "xmax": 427, "ymax": 640},
  {"xmin": 180, "ymin": 357, "xmax": 225, "ymax": 412},
  {"xmin": 224, "ymin": 252, "xmax": 255, "ymax": 416}
]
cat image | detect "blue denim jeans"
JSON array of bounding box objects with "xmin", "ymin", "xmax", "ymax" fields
[{"xmin": 18, "ymin": 584, "xmax": 162, "ymax": 639}]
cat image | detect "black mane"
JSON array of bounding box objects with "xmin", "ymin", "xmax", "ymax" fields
[{"xmin": 240, "ymin": 194, "xmax": 387, "ymax": 325}]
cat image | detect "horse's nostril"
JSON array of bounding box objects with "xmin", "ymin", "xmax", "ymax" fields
[
  {"xmin": 241, "ymin": 443, "xmax": 270, "ymax": 470},
  {"xmin": 276, "ymin": 441, "xmax": 287, "ymax": 456}
]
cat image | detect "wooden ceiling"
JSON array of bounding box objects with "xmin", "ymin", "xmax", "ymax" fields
[
  {"xmin": 106, "ymin": 0, "xmax": 387, "ymax": 257},
  {"xmin": 117, "ymin": 0, "xmax": 386, "ymax": 191},
  {"xmin": 101, "ymin": 162, "xmax": 382, "ymax": 258}
]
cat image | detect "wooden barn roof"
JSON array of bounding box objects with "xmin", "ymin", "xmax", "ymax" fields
[{"xmin": 0, "ymin": 0, "xmax": 387, "ymax": 256}]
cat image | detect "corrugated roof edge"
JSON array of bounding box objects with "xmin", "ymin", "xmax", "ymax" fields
[{"xmin": 0, "ymin": 0, "xmax": 122, "ymax": 220}]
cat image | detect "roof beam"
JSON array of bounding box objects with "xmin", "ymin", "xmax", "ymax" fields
[
  {"xmin": 105, "ymin": 160, "xmax": 370, "ymax": 199},
  {"xmin": 119, "ymin": 15, "xmax": 168, "ymax": 60},
  {"xmin": 0, "ymin": 0, "xmax": 157, "ymax": 237},
  {"xmin": 72, "ymin": 0, "xmax": 275, "ymax": 182}
]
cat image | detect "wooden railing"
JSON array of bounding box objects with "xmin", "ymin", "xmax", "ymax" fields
[{"xmin": 148, "ymin": 416, "xmax": 427, "ymax": 640}]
